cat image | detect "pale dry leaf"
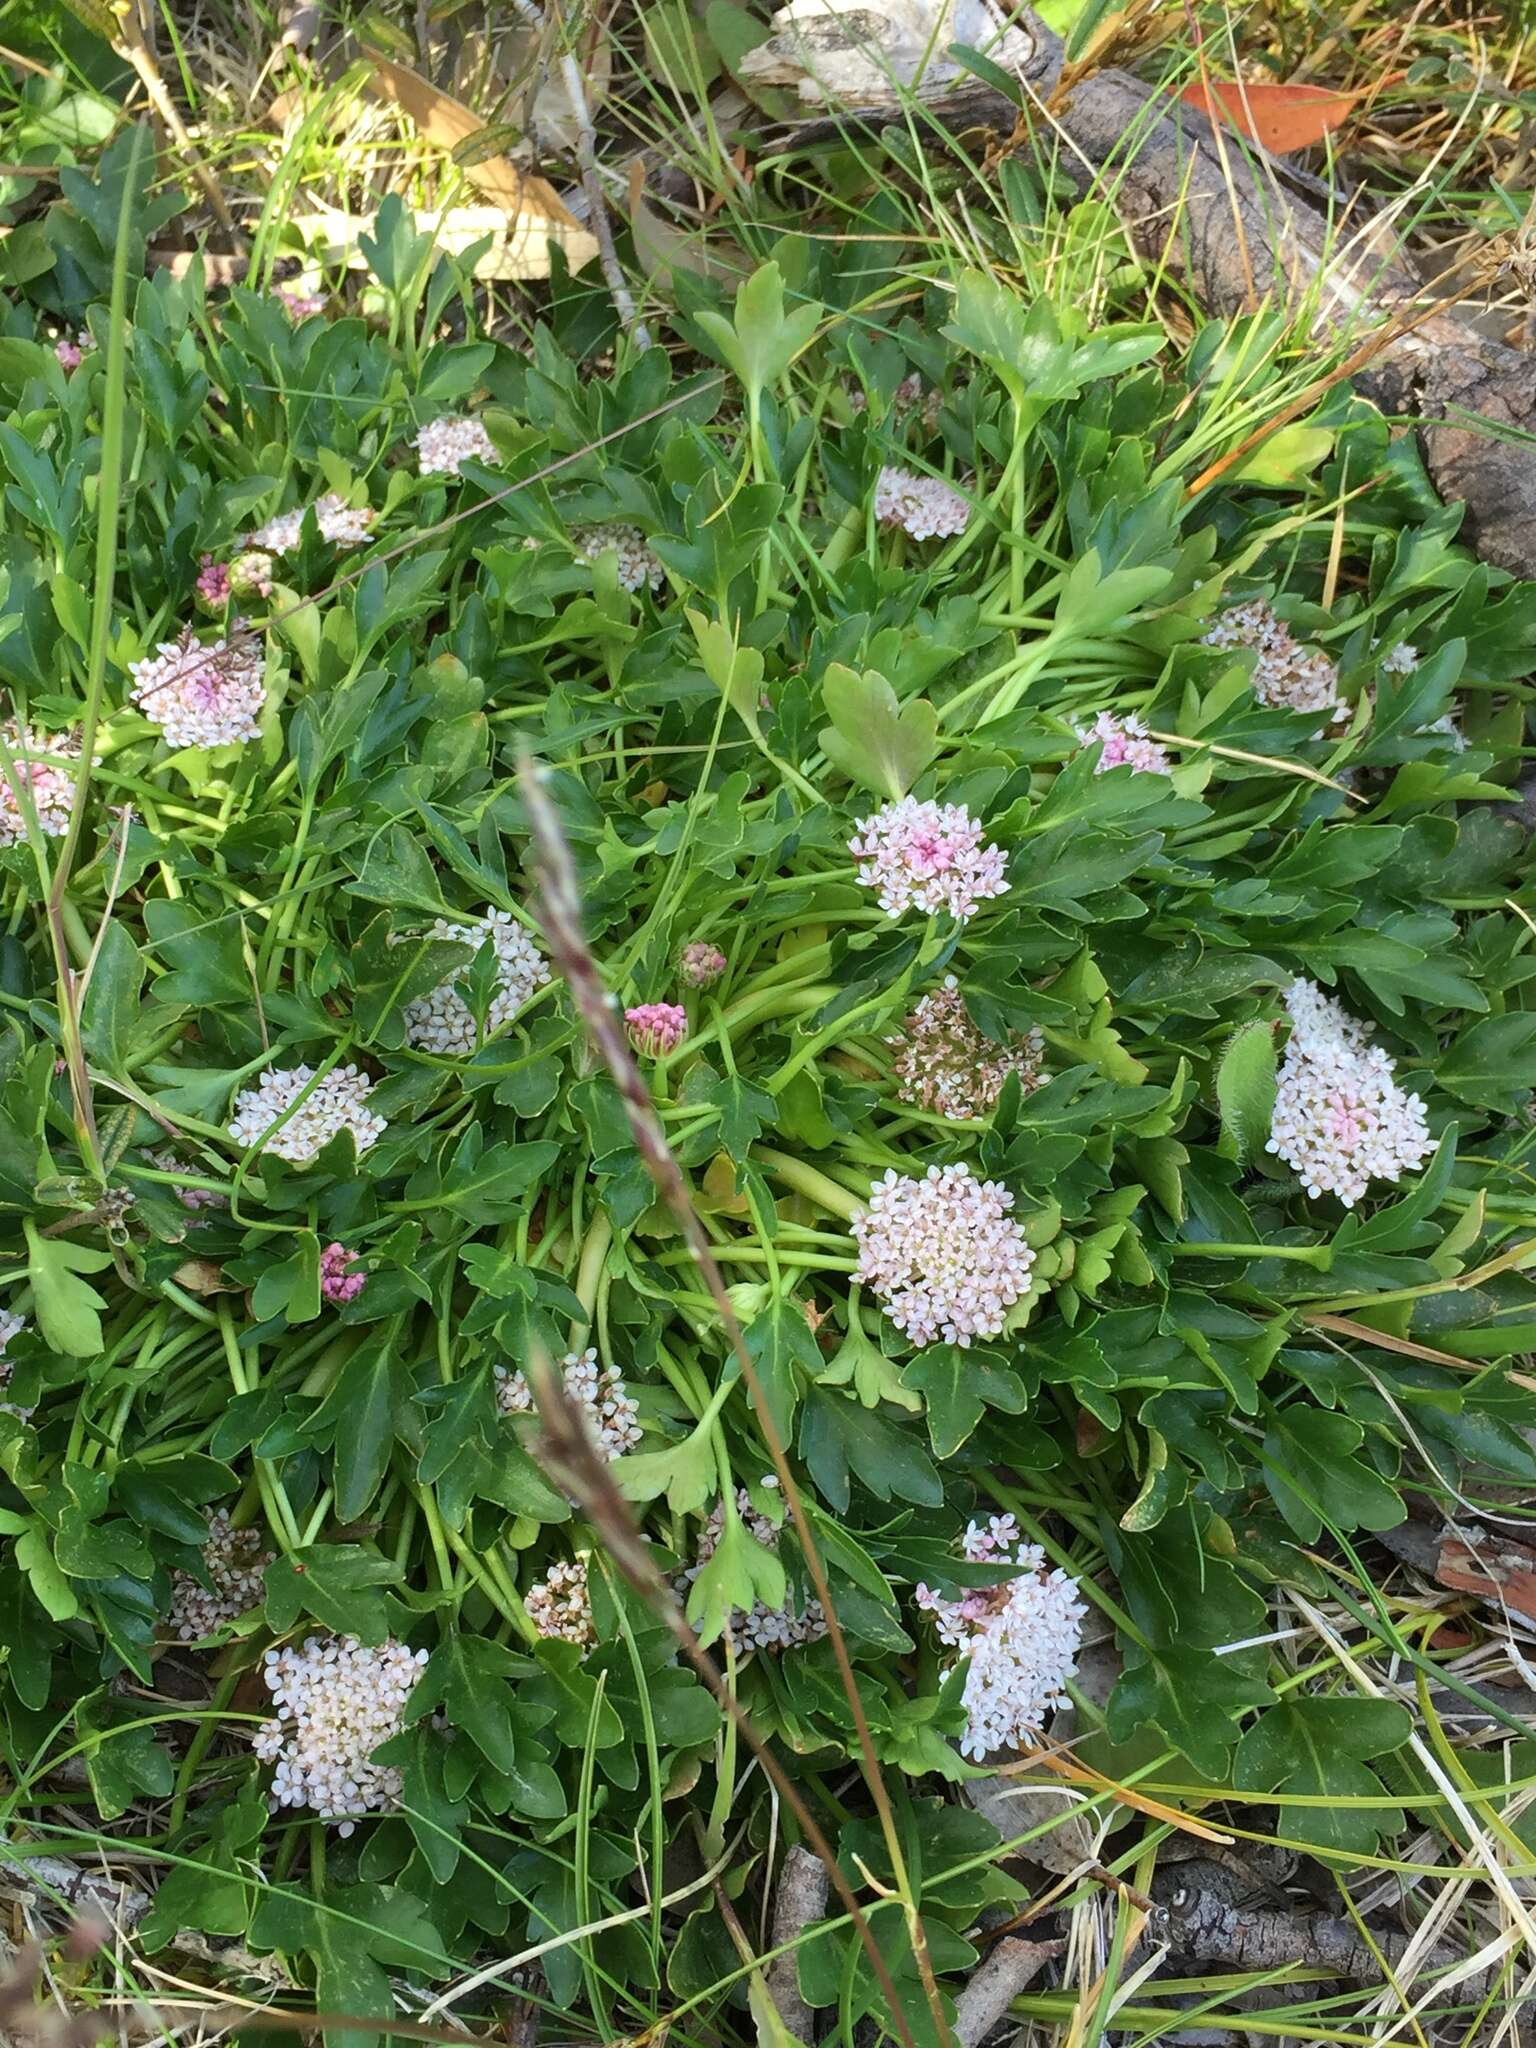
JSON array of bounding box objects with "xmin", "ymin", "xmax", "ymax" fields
[
  {"xmin": 293, "ymin": 200, "xmax": 597, "ymax": 281},
  {"xmin": 738, "ymin": 0, "xmax": 1034, "ymax": 105},
  {"xmin": 363, "ymin": 55, "xmax": 592, "ymax": 273}
]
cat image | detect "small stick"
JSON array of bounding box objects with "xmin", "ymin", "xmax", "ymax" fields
[
  {"xmin": 505, "ymin": 0, "xmax": 652, "ymax": 349},
  {"xmin": 766, "ymin": 1845, "xmax": 829, "ymax": 2042},
  {"xmin": 952, "ymin": 1938, "xmax": 1060, "ymax": 2048}
]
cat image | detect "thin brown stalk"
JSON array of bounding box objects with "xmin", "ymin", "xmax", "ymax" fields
[{"xmin": 518, "ymin": 754, "xmax": 955, "ymax": 2048}]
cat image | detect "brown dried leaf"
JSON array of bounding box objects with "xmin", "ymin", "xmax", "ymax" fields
[
  {"xmin": 364, "ymin": 56, "xmax": 583, "ymax": 235},
  {"xmin": 171, "ymin": 1258, "xmax": 240, "ymax": 1296},
  {"xmin": 1436, "ymin": 1528, "xmax": 1536, "ymax": 1624}
]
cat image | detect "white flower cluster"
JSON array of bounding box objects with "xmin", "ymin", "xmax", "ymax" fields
[
  {"xmin": 0, "ymin": 723, "xmax": 78, "ymax": 846},
  {"xmin": 401, "ymin": 908, "xmax": 550, "ymax": 1056},
  {"xmin": 168, "ymin": 1509, "xmax": 271, "ymax": 1640},
  {"xmin": 874, "ymin": 466, "xmax": 970, "ymax": 540},
  {"xmin": 228, "ymin": 1064, "xmax": 386, "ymax": 1165},
  {"xmin": 887, "ymin": 980, "xmax": 1045, "ymax": 1121},
  {"xmin": 1076, "ymin": 710, "xmax": 1170, "ymax": 776},
  {"xmin": 853, "ymin": 1163, "xmax": 1034, "ymax": 1348},
  {"xmin": 1267, "ymin": 979, "xmax": 1434, "ymax": 1207},
  {"xmin": 1203, "ymin": 599, "xmax": 1345, "ymax": 722},
  {"xmin": 415, "ymin": 415, "xmax": 498, "ymax": 477},
  {"xmin": 916, "ymin": 1515, "xmax": 1085, "ymax": 1761},
  {"xmin": 0, "ymin": 1307, "xmax": 30, "ymax": 1418},
  {"xmin": 252, "ymin": 1635, "xmax": 427, "ymax": 1834},
  {"xmin": 246, "ymin": 492, "xmax": 375, "ymax": 556},
  {"xmin": 849, "ymin": 797, "xmax": 1009, "ymax": 922},
  {"xmin": 496, "ymin": 1348, "xmax": 642, "ymax": 1461},
  {"xmin": 572, "ymin": 522, "xmax": 665, "ymax": 593},
  {"xmin": 680, "ymin": 1490, "xmax": 828, "ymax": 1655},
  {"xmin": 1381, "ymin": 640, "xmax": 1419, "ymax": 676},
  {"xmin": 129, "ymin": 629, "xmax": 265, "ymax": 750},
  {"xmin": 525, "ymin": 1557, "xmax": 597, "ymax": 1649}
]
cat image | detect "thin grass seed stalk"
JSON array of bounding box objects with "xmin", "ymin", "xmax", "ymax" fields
[{"xmin": 0, "ymin": 158, "xmax": 1531, "ymax": 2044}]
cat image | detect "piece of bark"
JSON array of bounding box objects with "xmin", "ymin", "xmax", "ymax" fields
[
  {"xmin": 952, "ymin": 1936, "xmax": 1059, "ymax": 2047},
  {"xmin": 770, "ymin": 16, "xmax": 1536, "ymax": 578},
  {"xmin": 963, "ymin": 1770, "xmax": 1100, "ymax": 1876},
  {"xmin": 766, "ymin": 1844, "xmax": 828, "ymax": 2042}
]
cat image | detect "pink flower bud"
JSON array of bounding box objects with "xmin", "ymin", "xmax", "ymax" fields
[
  {"xmin": 679, "ymin": 942, "xmax": 727, "ymax": 988},
  {"xmin": 624, "ymin": 1001, "xmax": 688, "ymax": 1057}
]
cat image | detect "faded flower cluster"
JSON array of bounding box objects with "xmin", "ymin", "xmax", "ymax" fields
[
  {"xmin": 526, "ymin": 1557, "xmax": 596, "ymax": 1649},
  {"xmin": 850, "ymin": 798, "xmax": 1009, "ymax": 922},
  {"xmin": 129, "ymin": 629, "xmax": 265, "ymax": 750},
  {"xmin": 247, "ymin": 492, "xmax": 375, "ymax": 556},
  {"xmin": 853, "ymin": 1163, "xmax": 1034, "ymax": 1348},
  {"xmin": 0, "ymin": 723, "xmax": 79, "ymax": 846},
  {"xmin": 1077, "ymin": 710, "xmax": 1170, "ymax": 776},
  {"xmin": 401, "ymin": 908, "xmax": 551, "ymax": 1056},
  {"xmin": 572, "ymin": 522, "xmax": 665, "ymax": 593},
  {"xmin": 168, "ymin": 1510, "xmax": 272, "ymax": 1640},
  {"xmin": 415, "ymin": 415, "xmax": 498, "ymax": 477},
  {"xmin": 625, "ymin": 1001, "xmax": 688, "ymax": 1056},
  {"xmin": 888, "ymin": 980, "xmax": 1046, "ymax": 1121},
  {"xmin": 496, "ymin": 1348, "xmax": 642, "ymax": 1461},
  {"xmin": 874, "ymin": 466, "xmax": 970, "ymax": 540},
  {"xmin": 0, "ymin": 1307, "xmax": 29, "ymax": 1417},
  {"xmin": 916, "ymin": 1514, "xmax": 1086, "ymax": 1761},
  {"xmin": 680, "ymin": 1490, "xmax": 828, "ymax": 1655},
  {"xmin": 147, "ymin": 1148, "xmax": 225, "ymax": 1212},
  {"xmin": 1203, "ymin": 600, "xmax": 1345, "ymax": 723},
  {"xmin": 253, "ymin": 1635, "xmax": 427, "ymax": 1833},
  {"xmin": 228, "ymin": 1064, "xmax": 386, "ymax": 1165},
  {"xmin": 1268, "ymin": 979, "xmax": 1434, "ymax": 1207}
]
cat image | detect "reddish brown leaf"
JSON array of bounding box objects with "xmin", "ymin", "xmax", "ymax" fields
[
  {"xmin": 1181, "ymin": 77, "xmax": 1366, "ymax": 154},
  {"xmin": 1435, "ymin": 1530, "xmax": 1536, "ymax": 1625}
]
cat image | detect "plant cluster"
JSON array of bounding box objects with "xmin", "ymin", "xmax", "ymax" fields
[{"xmin": 0, "ymin": 128, "xmax": 1534, "ymax": 2042}]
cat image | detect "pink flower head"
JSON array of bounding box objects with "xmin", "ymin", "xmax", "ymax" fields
[
  {"xmin": 277, "ymin": 287, "xmax": 327, "ymax": 320},
  {"xmin": 874, "ymin": 466, "xmax": 970, "ymax": 540},
  {"xmin": 55, "ymin": 336, "xmax": 84, "ymax": 371},
  {"xmin": 319, "ymin": 1242, "xmax": 366, "ymax": 1307},
  {"xmin": 679, "ymin": 942, "xmax": 727, "ymax": 989},
  {"xmin": 129, "ymin": 627, "xmax": 265, "ymax": 750},
  {"xmin": 196, "ymin": 555, "xmax": 232, "ymax": 609},
  {"xmin": 229, "ymin": 550, "xmax": 276, "ymax": 601},
  {"xmin": 1267, "ymin": 979, "xmax": 1433, "ymax": 1207},
  {"xmin": 888, "ymin": 980, "xmax": 1045, "ymax": 1120},
  {"xmin": 1076, "ymin": 710, "xmax": 1169, "ymax": 776},
  {"xmin": 625, "ymin": 1002, "xmax": 688, "ymax": 1057},
  {"xmin": 852, "ymin": 1163, "xmax": 1034, "ymax": 1348},
  {"xmin": 0, "ymin": 723, "xmax": 78, "ymax": 847},
  {"xmin": 849, "ymin": 797, "xmax": 1009, "ymax": 921}
]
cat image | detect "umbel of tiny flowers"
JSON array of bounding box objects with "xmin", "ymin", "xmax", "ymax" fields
[
  {"xmin": 146, "ymin": 1148, "xmax": 225, "ymax": 1212},
  {"xmin": 1202, "ymin": 599, "xmax": 1345, "ymax": 722},
  {"xmin": 679, "ymin": 941, "xmax": 727, "ymax": 989},
  {"xmin": 678, "ymin": 1489, "xmax": 828, "ymax": 1654},
  {"xmin": 401, "ymin": 908, "xmax": 551, "ymax": 1056},
  {"xmin": 319, "ymin": 1242, "xmax": 366, "ymax": 1307},
  {"xmin": 228, "ymin": 1064, "xmax": 386, "ymax": 1165},
  {"xmin": 849, "ymin": 797, "xmax": 1009, "ymax": 922},
  {"xmin": 1267, "ymin": 979, "xmax": 1434, "ymax": 1208},
  {"xmin": 128, "ymin": 627, "xmax": 266, "ymax": 750},
  {"xmin": 525, "ymin": 1557, "xmax": 597, "ymax": 1649},
  {"xmin": 915, "ymin": 1515, "xmax": 1086, "ymax": 1761},
  {"xmin": 276, "ymin": 285, "xmax": 327, "ymax": 319},
  {"xmin": 415, "ymin": 414, "xmax": 498, "ymax": 477},
  {"xmin": 195, "ymin": 556, "xmax": 231, "ymax": 610},
  {"xmin": 571, "ymin": 522, "xmax": 665, "ymax": 593},
  {"xmin": 252, "ymin": 1634, "xmax": 427, "ymax": 1834},
  {"xmin": 874, "ymin": 466, "xmax": 970, "ymax": 540},
  {"xmin": 229, "ymin": 550, "xmax": 275, "ymax": 601},
  {"xmin": 0, "ymin": 1306, "xmax": 30, "ymax": 1417},
  {"xmin": 168, "ymin": 1509, "xmax": 272, "ymax": 1640},
  {"xmin": 852, "ymin": 1163, "xmax": 1034, "ymax": 1348},
  {"xmin": 887, "ymin": 980, "xmax": 1046, "ymax": 1121},
  {"xmin": 625, "ymin": 1001, "xmax": 688, "ymax": 1057},
  {"xmin": 0, "ymin": 723, "xmax": 80, "ymax": 847},
  {"xmin": 245, "ymin": 492, "xmax": 374, "ymax": 557},
  {"xmin": 54, "ymin": 330, "xmax": 93, "ymax": 371},
  {"xmin": 1076, "ymin": 710, "xmax": 1170, "ymax": 776},
  {"xmin": 497, "ymin": 1348, "xmax": 642, "ymax": 1461}
]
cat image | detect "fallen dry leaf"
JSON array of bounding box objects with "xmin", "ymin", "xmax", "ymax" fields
[
  {"xmin": 171, "ymin": 1258, "xmax": 241, "ymax": 1296},
  {"xmin": 1181, "ymin": 77, "xmax": 1366, "ymax": 154},
  {"xmin": 1436, "ymin": 1527, "xmax": 1536, "ymax": 1624},
  {"xmin": 361, "ymin": 56, "xmax": 597, "ymax": 277},
  {"xmin": 292, "ymin": 200, "xmax": 596, "ymax": 282}
]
